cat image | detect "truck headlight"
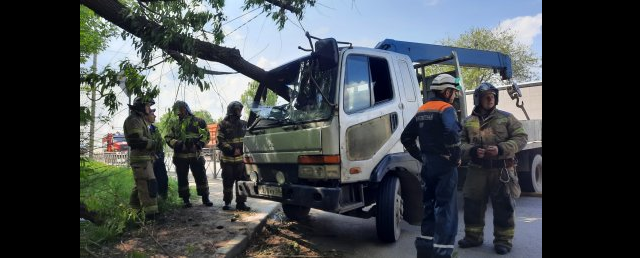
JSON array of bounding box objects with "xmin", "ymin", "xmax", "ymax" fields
[
  {"xmin": 249, "ymin": 171, "xmax": 259, "ymax": 182},
  {"xmin": 298, "ymin": 165, "xmax": 340, "ymax": 179},
  {"xmin": 275, "ymin": 171, "xmax": 286, "ymax": 185}
]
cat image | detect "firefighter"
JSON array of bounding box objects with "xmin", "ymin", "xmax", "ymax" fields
[
  {"xmin": 401, "ymin": 73, "xmax": 462, "ymax": 258},
  {"xmin": 457, "ymin": 82, "xmax": 528, "ymax": 255},
  {"xmin": 124, "ymin": 96, "xmax": 161, "ymax": 220},
  {"xmin": 217, "ymin": 101, "xmax": 250, "ymax": 211},
  {"xmin": 146, "ymin": 108, "xmax": 168, "ymax": 200},
  {"xmin": 165, "ymin": 101, "xmax": 213, "ymax": 208}
]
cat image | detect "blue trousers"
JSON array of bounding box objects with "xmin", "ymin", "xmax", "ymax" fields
[{"xmin": 415, "ymin": 154, "xmax": 458, "ymax": 258}]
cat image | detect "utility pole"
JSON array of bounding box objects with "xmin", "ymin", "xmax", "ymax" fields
[{"xmin": 88, "ymin": 53, "xmax": 97, "ymax": 159}]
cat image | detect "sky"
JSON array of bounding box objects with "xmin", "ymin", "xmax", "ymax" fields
[{"xmin": 80, "ymin": 0, "xmax": 542, "ymax": 146}]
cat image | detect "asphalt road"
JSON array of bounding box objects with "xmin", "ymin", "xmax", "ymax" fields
[{"xmin": 289, "ymin": 192, "xmax": 542, "ymax": 258}]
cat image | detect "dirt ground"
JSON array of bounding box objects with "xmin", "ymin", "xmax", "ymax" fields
[
  {"xmin": 89, "ymin": 205, "xmax": 257, "ymax": 257},
  {"xmin": 240, "ymin": 209, "xmax": 344, "ymax": 258}
]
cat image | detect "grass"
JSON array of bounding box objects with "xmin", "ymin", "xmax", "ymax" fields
[{"xmin": 80, "ymin": 157, "xmax": 183, "ymax": 256}]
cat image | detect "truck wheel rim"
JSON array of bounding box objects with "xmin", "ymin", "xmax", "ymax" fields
[
  {"xmin": 535, "ymin": 162, "xmax": 542, "ymax": 190},
  {"xmin": 394, "ymin": 180, "xmax": 403, "ymax": 238}
]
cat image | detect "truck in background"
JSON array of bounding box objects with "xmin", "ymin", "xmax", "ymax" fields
[{"xmin": 102, "ymin": 132, "xmax": 128, "ymax": 152}]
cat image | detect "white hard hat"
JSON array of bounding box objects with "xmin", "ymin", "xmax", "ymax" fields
[{"xmin": 430, "ymin": 74, "xmax": 460, "ymax": 92}]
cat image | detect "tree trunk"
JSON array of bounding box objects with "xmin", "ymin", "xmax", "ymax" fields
[{"xmin": 80, "ymin": 0, "xmax": 268, "ymax": 82}]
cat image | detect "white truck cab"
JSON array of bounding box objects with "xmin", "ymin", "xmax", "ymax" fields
[{"xmin": 238, "ymin": 34, "xmax": 516, "ymax": 242}]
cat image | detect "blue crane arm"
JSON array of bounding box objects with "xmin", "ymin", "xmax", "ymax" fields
[{"xmin": 375, "ymin": 39, "xmax": 512, "ymax": 80}]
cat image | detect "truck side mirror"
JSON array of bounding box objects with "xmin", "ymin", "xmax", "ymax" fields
[{"xmin": 314, "ymin": 38, "xmax": 338, "ymax": 71}]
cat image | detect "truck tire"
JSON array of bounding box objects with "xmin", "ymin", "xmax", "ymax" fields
[
  {"xmin": 519, "ymin": 154, "xmax": 542, "ymax": 193},
  {"xmin": 376, "ymin": 176, "xmax": 403, "ymax": 242},
  {"xmin": 282, "ymin": 204, "xmax": 311, "ymax": 221}
]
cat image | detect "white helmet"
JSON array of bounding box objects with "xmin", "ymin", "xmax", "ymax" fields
[{"xmin": 430, "ymin": 74, "xmax": 460, "ymax": 92}]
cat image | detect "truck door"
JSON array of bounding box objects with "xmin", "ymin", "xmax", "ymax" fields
[
  {"xmin": 339, "ymin": 51, "xmax": 403, "ymax": 182},
  {"xmin": 395, "ymin": 58, "xmax": 420, "ymax": 127}
]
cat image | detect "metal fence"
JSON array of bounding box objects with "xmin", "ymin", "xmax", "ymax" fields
[
  {"xmin": 95, "ymin": 148, "xmax": 221, "ymax": 178},
  {"xmin": 94, "ymin": 152, "xmax": 130, "ymax": 167}
]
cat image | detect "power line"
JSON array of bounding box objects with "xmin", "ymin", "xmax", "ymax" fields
[
  {"xmin": 106, "ymin": 40, "xmax": 128, "ymax": 67},
  {"xmin": 223, "ymin": 7, "xmax": 260, "ymax": 26},
  {"xmin": 225, "ymin": 10, "xmax": 264, "ymax": 37},
  {"xmin": 158, "ymin": 58, "xmax": 166, "ymax": 87},
  {"xmin": 172, "ymin": 68, "xmax": 181, "ymax": 104},
  {"xmin": 287, "ymin": 16, "xmax": 305, "ymax": 33},
  {"xmin": 296, "ymin": 16, "xmax": 307, "ymax": 33},
  {"xmin": 205, "ymin": 61, "xmax": 227, "ymax": 115}
]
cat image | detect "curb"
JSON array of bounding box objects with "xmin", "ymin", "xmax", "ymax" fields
[{"xmin": 215, "ymin": 202, "xmax": 282, "ymax": 258}]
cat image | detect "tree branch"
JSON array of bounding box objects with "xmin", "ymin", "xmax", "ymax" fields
[
  {"xmin": 264, "ymin": 0, "xmax": 302, "ymax": 14},
  {"xmin": 165, "ymin": 50, "xmax": 237, "ymax": 75},
  {"xmin": 80, "ymin": 0, "xmax": 267, "ymax": 82}
]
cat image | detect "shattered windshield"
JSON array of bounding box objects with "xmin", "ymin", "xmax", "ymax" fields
[{"xmin": 249, "ymin": 57, "xmax": 337, "ymax": 129}]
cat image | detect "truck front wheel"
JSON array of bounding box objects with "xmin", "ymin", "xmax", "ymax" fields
[
  {"xmin": 376, "ymin": 176, "xmax": 403, "ymax": 242},
  {"xmin": 282, "ymin": 204, "xmax": 311, "ymax": 221}
]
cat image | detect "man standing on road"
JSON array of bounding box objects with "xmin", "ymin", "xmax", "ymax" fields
[
  {"xmin": 217, "ymin": 101, "xmax": 251, "ymax": 211},
  {"xmin": 165, "ymin": 101, "xmax": 213, "ymax": 208},
  {"xmin": 401, "ymin": 74, "xmax": 462, "ymax": 258},
  {"xmin": 457, "ymin": 82, "xmax": 528, "ymax": 255}
]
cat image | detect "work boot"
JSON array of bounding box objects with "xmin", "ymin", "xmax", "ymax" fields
[
  {"xmin": 222, "ymin": 202, "xmax": 232, "ymax": 211},
  {"xmin": 458, "ymin": 238, "xmax": 483, "ymax": 248},
  {"xmin": 202, "ymin": 196, "xmax": 213, "ymax": 207},
  {"xmin": 183, "ymin": 197, "xmax": 193, "ymax": 208},
  {"xmin": 415, "ymin": 238, "xmax": 432, "ymax": 258},
  {"xmin": 236, "ymin": 203, "xmax": 251, "ymax": 211},
  {"xmin": 494, "ymin": 245, "xmax": 511, "ymax": 255}
]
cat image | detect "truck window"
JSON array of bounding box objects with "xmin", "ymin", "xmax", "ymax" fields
[
  {"xmin": 344, "ymin": 55, "xmax": 393, "ymax": 114},
  {"xmin": 397, "ymin": 60, "xmax": 416, "ymax": 102}
]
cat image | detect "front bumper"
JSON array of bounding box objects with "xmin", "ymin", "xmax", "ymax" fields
[{"xmin": 237, "ymin": 181, "xmax": 341, "ymax": 212}]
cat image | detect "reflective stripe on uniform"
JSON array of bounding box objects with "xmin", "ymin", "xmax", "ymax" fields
[
  {"xmin": 221, "ymin": 138, "xmax": 244, "ymax": 144},
  {"xmin": 130, "ymin": 156, "xmax": 153, "ymax": 163},
  {"xmin": 494, "ymin": 226, "xmax": 515, "ymax": 237},
  {"xmin": 465, "ymin": 226, "xmax": 484, "ymax": 233},
  {"xmin": 230, "ymin": 137, "xmax": 244, "ymax": 143},
  {"xmin": 127, "ymin": 128, "xmax": 144, "ymax": 136},
  {"xmin": 444, "ymin": 142, "xmax": 461, "ymax": 148},
  {"xmin": 418, "ymin": 235, "xmax": 434, "ymax": 240},
  {"xmin": 142, "ymin": 205, "xmax": 159, "ymax": 213},
  {"xmin": 433, "ymin": 244, "xmax": 455, "ymax": 249},
  {"xmin": 220, "ymin": 156, "xmax": 244, "ymax": 162},
  {"xmin": 513, "ymin": 127, "xmax": 526, "ymax": 134}
]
